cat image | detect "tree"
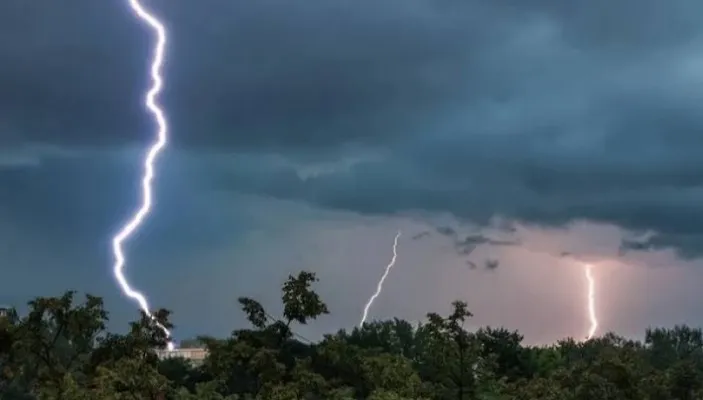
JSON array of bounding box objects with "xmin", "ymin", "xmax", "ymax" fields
[
  {"xmin": 361, "ymin": 353, "xmax": 423, "ymax": 397},
  {"xmin": 12, "ymin": 291, "xmax": 107, "ymax": 399},
  {"xmin": 2, "ymin": 290, "xmax": 175, "ymax": 399},
  {"xmin": 475, "ymin": 327, "xmax": 534, "ymax": 382},
  {"xmin": 200, "ymin": 271, "xmax": 328, "ymax": 398},
  {"xmin": 417, "ymin": 301, "xmax": 480, "ymax": 399},
  {"xmin": 86, "ymin": 310, "xmax": 173, "ymax": 399},
  {"xmin": 6, "ymin": 270, "xmax": 703, "ymax": 400},
  {"xmin": 0, "ymin": 307, "xmax": 32, "ymax": 399}
]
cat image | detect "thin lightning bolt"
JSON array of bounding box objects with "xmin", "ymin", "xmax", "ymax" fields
[
  {"xmin": 585, "ymin": 264, "xmax": 598, "ymax": 340},
  {"xmin": 360, "ymin": 231, "xmax": 402, "ymax": 327},
  {"xmin": 112, "ymin": 0, "xmax": 174, "ymax": 350}
]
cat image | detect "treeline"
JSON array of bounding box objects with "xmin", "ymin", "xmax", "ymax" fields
[{"xmin": 1, "ymin": 271, "xmax": 703, "ymax": 399}]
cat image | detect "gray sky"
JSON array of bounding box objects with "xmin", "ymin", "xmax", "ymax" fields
[{"xmin": 2, "ymin": 0, "xmax": 703, "ymax": 344}]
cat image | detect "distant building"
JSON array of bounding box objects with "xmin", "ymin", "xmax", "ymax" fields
[
  {"xmin": 0, "ymin": 306, "xmax": 10, "ymax": 318},
  {"xmin": 155, "ymin": 347, "xmax": 208, "ymax": 365}
]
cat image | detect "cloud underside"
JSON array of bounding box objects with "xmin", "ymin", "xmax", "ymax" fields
[{"xmin": 4, "ymin": 0, "xmax": 703, "ymax": 257}]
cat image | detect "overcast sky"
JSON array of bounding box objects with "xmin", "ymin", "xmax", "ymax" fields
[{"xmin": 3, "ymin": 0, "xmax": 703, "ymax": 344}]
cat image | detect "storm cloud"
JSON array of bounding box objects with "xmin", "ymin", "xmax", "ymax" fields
[{"xmin": 4, "ymin": 0, "xmax": 703, "ymax": 259}]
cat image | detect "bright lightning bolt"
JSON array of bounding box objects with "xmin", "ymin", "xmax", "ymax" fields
[
  {"xmin": 585, "ymin": 264, "xmax": 598, "ymax": 340},
  {"xmin": 360, "ymin": 231, "xmax": 402, "ymax": 327},
  {"xmin": 112, "ymin": 0, "xmax": 174, "ymax": 350}
]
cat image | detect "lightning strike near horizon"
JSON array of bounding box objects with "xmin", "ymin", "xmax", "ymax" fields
[
  {"xmin": 111, "ymin": 0, "xmax": 174, "ymax": 350},
  {"xmin": 585, "ymin": 264, "xmax": 598, "ymax": 340},
  {"xmin": 360, "ymin": 231, "xmax": 402, "ymax": 327}
]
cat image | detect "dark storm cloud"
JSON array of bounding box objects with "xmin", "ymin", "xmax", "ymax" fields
[
  {"xmin": 5, "ymin": 0, "xmax": 703, "ymax": 257},
  {"xmin": 0, "ymin": 1, "xmax": 152, "ymax": 146},
  {"xmin": 454, "ymin": 234, "xmax": 518, "ymax": 256},
  {"xmin": 418, "ymin": 226, "xmax": 517, "ymax": 255},
  {"xmin": 436, "ymin": 227, "xmax": 457, "ymax": 238},
  {"xmin": 465, "ymin": 259, "xmax": 499, "ymax": 271},
  {"xmin": 411, "ymin": 231, "xmax": 430, "ymax": 241},
  {"xmin": 456, "ymin": 234, "xmax": 519, "ymax": 250},
  {"xmin": 619, "ymin": 239, "xmax": 654, "ymax": 254},
  {"xmin": 620, "ymin": 235, "xmax": 703, "ymax": 259},
  {"xmin": 485, "ymin": 259, "xmax": 500, "ymax": 271}
]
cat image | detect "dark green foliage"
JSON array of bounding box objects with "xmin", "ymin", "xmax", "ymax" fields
[{"xmin": 1, "ymin": 271, "xmax": 703, "ymax": 399}]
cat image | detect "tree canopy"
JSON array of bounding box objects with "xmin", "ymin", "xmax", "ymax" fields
[{"xmin": 1, "ymin": 270, "xmax": 701, "ymax": 399}]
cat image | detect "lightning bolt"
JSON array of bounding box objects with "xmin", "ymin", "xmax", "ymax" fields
[
  {"xmin": 360, "ymin": 231, "xmax": 402, "ymax": 327},
  {"xmin": 585, "ymin": 264, "xmax": 598, "ymax": 340},
  {"xmin": 112, "ymin": 0, "xmax": 173, "ymax": 350}
]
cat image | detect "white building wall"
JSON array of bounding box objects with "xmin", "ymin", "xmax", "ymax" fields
[{"xmin": 155, "ymin": 347, "xmax": 208, "ymax": 365}]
